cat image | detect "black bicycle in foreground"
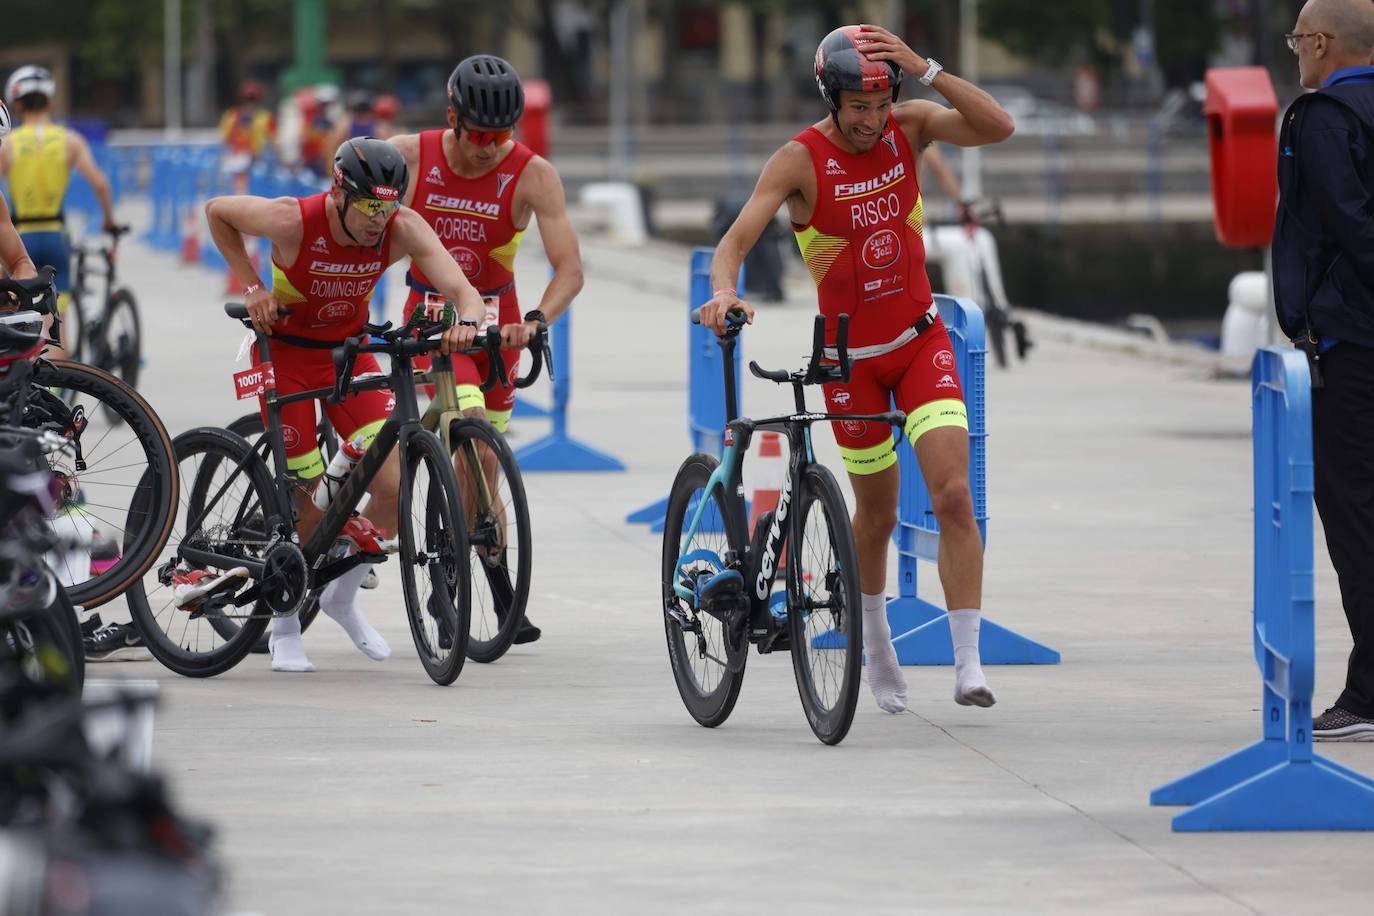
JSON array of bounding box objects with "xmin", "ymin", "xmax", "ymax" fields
[
  {"xmin": 661, "ymin": 310, "xmax": 905, "ymax": 745},
  {"xmin": 127, "ymin": 304, "xmax": 472, "ymax": 684}
]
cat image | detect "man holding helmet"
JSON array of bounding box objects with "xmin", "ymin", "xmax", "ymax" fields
[
  {"xmin": 699, "ymin": 25, "xmax": 1014, "ymax": 715},
  {"xmin": 389, "ymin": 54, "xmax": 585, "ymax": 647}
]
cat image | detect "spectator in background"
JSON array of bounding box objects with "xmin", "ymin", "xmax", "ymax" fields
[
  {"xmin": 219, "ymin": 80, "xmax": 277, "ymax": 167},
  {"xmin": 329, "ymin": 90, "xmax": 376, "ymax": 155},
  {"xmin": 371, "ymin": 95, "xmax": 401, "ymax": 140},
  {"xmin": 298, "ymin": 85, "xmax": 340, "ymax": 176},
  {"xmin": 1271, "ymin": 0, "xmax": 1374, "ymax": 741}
]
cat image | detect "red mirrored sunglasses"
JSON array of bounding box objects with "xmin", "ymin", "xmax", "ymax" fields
[{"xmin": 462, "ymin": 126, "xmax": 513, "ymax": 147}]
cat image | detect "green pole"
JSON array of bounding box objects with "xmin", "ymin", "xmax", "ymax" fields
[{"xmin": 280, "ymin": 0, "xmax": 340, "ymax": 93}]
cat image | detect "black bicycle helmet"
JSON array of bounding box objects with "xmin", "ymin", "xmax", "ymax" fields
[
  {"xmin": 447, "ymin": 55, "xmax": 524, "ymax": 129},
  {"xmin": 0, "ymin": 99, "xmax": 10, "ymax": 139},
  {"xmin": 814, "ymin": 26, "xmax": 903, "ymax": 118},
  {"xmin": 332, "ymin": 136, "xmax": 409, "ymax": 202}
]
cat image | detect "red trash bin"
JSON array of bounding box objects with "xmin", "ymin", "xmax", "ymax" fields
[{"xmin": 1205, "ymin": 66, "xmax": 1279, "ymax": 248}]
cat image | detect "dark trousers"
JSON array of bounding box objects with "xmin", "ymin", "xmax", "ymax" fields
[{"xmin": 1312, "ymin": 342, "xmax": 1374, "ymax": 717}]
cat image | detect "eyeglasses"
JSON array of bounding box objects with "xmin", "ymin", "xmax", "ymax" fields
[
  {"xmin": 1285, "ymin": 31, "xmax": 1335, "ymax": 53},
  {"xmin": 349, "ymin": 196, "xmax": 400, "ymax": 219},
  {"xmin": 461, "ymin": 124, "xmax": 513, "ymax": 147}
]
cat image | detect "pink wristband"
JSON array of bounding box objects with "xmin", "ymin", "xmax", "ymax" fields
[{"xmin": 713, "ymin": 287, "xmax": 737, "ymax": 299}]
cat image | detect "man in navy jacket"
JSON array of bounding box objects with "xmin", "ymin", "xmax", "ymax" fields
[{"xmin": 1272, "ymin": 0, "xmax": 1374, "ymax": 741}]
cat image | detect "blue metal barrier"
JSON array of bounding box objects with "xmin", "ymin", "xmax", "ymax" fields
[
  {"xmin": 884, "ymin": 295, "xmax": 1060, "ymax": 666},
  {"xmin": 1150, "ymin": 347, "xmax": 1374, "ymax": 831},
  {"xmin": 626, "ymin": 247, "xmax": 744, "ymax": 530},
  {"xmin": 512, "ymin": 308, "xmax": 626, "ymax": 472}
]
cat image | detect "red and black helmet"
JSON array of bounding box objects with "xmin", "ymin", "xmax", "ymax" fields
[{"xmin": 814, "ymin": 26, "xmax": 903, "ymax": 113}]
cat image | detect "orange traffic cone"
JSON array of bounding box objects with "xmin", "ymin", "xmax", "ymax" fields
[
  {"xmin": 749, "ymin": 431, "xmax": 787, "ymax": 568},
  {"xmin": 179, "ymin": 206, "xmax": 200, "ymax": 264}
]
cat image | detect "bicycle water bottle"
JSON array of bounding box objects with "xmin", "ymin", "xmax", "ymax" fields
[{"xmin": 311, "ymin": 437, "xmax": 368, "ymax": 511}]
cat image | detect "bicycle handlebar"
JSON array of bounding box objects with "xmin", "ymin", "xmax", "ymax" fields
[
  {"xmin": 690, "ymin": 307, "xmax": 749, "ymax": 337},
  {"xmin": 747, "ymin": 314, "xmax": 852, "ymax": 387}
]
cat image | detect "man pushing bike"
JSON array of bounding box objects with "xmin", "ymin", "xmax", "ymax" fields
[
  {"xmin": 205, "ymin": 137, "xmax": 486, "ymax": 673},
  {"xmin": 700, "ymin": 25, "xmax": 1014, "ymax": 713}
]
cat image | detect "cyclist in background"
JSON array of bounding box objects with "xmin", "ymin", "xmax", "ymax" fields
[
  {"xmin": 389, "ymin": 54, "xmax": 585, "ymax": 647},
  {"xmin": 0, "ymin": 65, "xmax": 116, "ymax": 357},
  {"xmin": 0, "ymin": 101, "xmax": 39, "ymax": 284}
]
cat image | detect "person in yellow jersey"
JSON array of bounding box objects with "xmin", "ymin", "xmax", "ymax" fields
[
  {"xmin": 219, "ymin": 80, "xmax": 277, "ymax": 161},
  {"xmin": 0, "ymin": 100, "xmax": 40, "ymax": 286},
  {"xmin": 0, "ymin": 66, "xmax": 116, "ymax": 356}
]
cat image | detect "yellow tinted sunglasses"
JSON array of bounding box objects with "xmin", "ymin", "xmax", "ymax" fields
[{"xmin": 349, "ymin": 197, "xmax": 400, "ymax": 218}]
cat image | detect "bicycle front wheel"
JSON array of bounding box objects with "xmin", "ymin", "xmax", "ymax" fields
[
  {"xmin": 398, "ymin": 430, "xmax": 471, "ymax": 685},
  {"xmin": 125, "ymin": 427, "xmax": 280, "ymax": 678},
  {"xmin": 30, "ymin": 359, "xmax": 177, "ymax": 611},
  {"xmin": 788, "ymin": 463, "xmax": 863, "ymax": 746},
  {"xmin": 450, "ymin": 418, "xmax": 531, "ymax": 663},
  {"xmin": 660, "ymin": 453, "xmax": 748, "ymax": 728}
]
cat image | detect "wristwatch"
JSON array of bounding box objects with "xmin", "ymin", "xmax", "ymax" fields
[
  {"xmin": 919, "ymin": 58, "xmax": 944, "ymax": 86},
  {"xmin": 523, "ymin": 309, "xmax": 547, "ymax": 324},
  {"xmin": 456, "ymin": 318, "xmax": 480, "ymax": 328}
]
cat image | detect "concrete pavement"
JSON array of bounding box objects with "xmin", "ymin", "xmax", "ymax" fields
[{"xmin": 83, "ymin": 208, "xmax": 1374, "ymax": 915}]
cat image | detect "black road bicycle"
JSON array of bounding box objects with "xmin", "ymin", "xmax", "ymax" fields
[
  {"xmin": 66, "ymin": 225, "xmax": 142, "ymax": 392},
  {"xmin": 661, "ymin": 311, "xmax": 904, "ymax": 745},
  {"xmin": 126, "ymin": 304, "xmax": 472, "ymax": 684},
  {"xmin": 202, "ymin": 320, "xmax": 549, "ymax": 663}
]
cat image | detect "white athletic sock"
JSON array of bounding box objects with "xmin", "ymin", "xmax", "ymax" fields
[
  {"xmin": 862, "ymin": 592, "xmax": 907, "ymax": 714},
  {"xmin": 949, "ymin": 608, "xmax": 995, "ymax": 707},
  {"xmin": 321, "ymin": 564, "xmax": 390, "ymax": 661},
  {"xmin": 268, "ymin": 611, "xmax": 314, "ymax": 673}
]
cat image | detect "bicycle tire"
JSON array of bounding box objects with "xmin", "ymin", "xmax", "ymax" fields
[
  {"xmin": 449, "ymin": 417, "xmax": 531, "ymax": 664},
  {"xmin": 194, "ymin": 412, "xmax": 320, "ymax": 652},
  {"xmin": 97, "ymin": 288, "xmax": 142, "ymax": 392},
  {"xmin": 397, "ymin": 429, "xmax": 471, "ymax": 685},
  {"xmin": 787, "ymin": 463, "xmax": 862, "ymax": 746},
  {"xmin": 125, "ymin": 427, "xmax": 280, "ymax": 678},
  {"xmin": 61, "ymin": 290, "xmax": 86, "ymax": 364},
  {"xmin": 48, "ymin": 582, "xmax": 85, "ymax": 690},
  {"xmin": 30, "ymin": 360, "xmax": 177, "ymax": 611},
  {"xmin": 660, "ymin": 452, "xmax": 748, "ymax": 728}
]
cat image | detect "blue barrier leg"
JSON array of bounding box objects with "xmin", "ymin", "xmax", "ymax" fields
[
  {"xmin": 1150, "ymin": 347, "xmax": 1374, "ymax": 831},
  {"xmin": 887, "ymin": 597, "xmax": 1063, "ymax": 665},
  {"xmin": 514, "ymin": 309, "xmax": 626, "ymax": 473},
  {"xmin": 512, "ymin": 398, "xmax": 552, "ymax": 419},
  {"xmin": 626, "ymin": 496, "xmax": 671, "ymax": 525},
  {"xmin": 1172, "ymin": 758, "xmax": 1374, "ymax": 832}
]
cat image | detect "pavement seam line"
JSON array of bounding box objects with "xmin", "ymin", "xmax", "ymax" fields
[{"xmin": 902, "ymin": 708, "xmax": 1267, "ymax": 916}]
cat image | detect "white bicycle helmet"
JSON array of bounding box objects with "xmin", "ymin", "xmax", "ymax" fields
[
  {"xmin": 4, "ymin": 65, "xmax": 56, "ymax": 107},
  {"xmin": 0, "ymin": 99, "xmax": 10, "ymax": 138}
]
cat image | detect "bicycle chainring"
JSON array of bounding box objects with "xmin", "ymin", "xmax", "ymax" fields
[{"xmin": 260, "ymin": 541, "xmax": 309, "ymax": 617}]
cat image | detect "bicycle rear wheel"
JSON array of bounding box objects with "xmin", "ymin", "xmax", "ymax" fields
[
  {"xmin": 450, "ymin": 418, "xmax": 530, "ymax": 663},
  {"xmin": 125, "ymin": 427, "xmax": 280, "ymax": 678},
  {"xmin": 29, "ymin": 360, "xmax": 177, "ymax": 611},
  {"xmin": 397, "ymin": 430, "xmax": 471, "ymax": 685},
  {"xmin": 787, "ymin": 464, "xmax": 862, "ymax": 745},
  {"xmin": 660, "ymin": 453, "xmax": 748, "ymax": 728},
  {"xmin": 95, "ymin": 288, "xmax": 142, "ymax": 392}
]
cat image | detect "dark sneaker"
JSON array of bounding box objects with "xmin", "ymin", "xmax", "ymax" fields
[
  {"xmin": 514, "ymin": 618, "xmax": 541, "ymax": 645},
  {"xmin": 79, "ymin": 612, "xmax": 103, "ymax": 639},
  {"xmin": 1313, "ymin": 706, "xmax": 1374, "ymax": 742},
  {"xmin": 83, "ymin": 620, "xmax": 151, "ymax": 663}
]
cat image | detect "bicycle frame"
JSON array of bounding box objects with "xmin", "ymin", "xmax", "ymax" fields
[
  {"xmin": 178, "ymin": 331, "xmax": 435, "ymax": 586},
  {"xmin": 670, "ymin": 319, "xmax": 898, "ymax": 637}
]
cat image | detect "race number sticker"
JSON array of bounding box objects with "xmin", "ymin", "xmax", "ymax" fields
[{"xmin": 233, "ymin": 363, "xmax": 275, "ymax": 400}]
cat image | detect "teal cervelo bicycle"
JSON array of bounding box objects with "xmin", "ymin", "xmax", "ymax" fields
[{"xmin": 660, "ymin": 310, "xmax": 905, "ymax": 745}]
